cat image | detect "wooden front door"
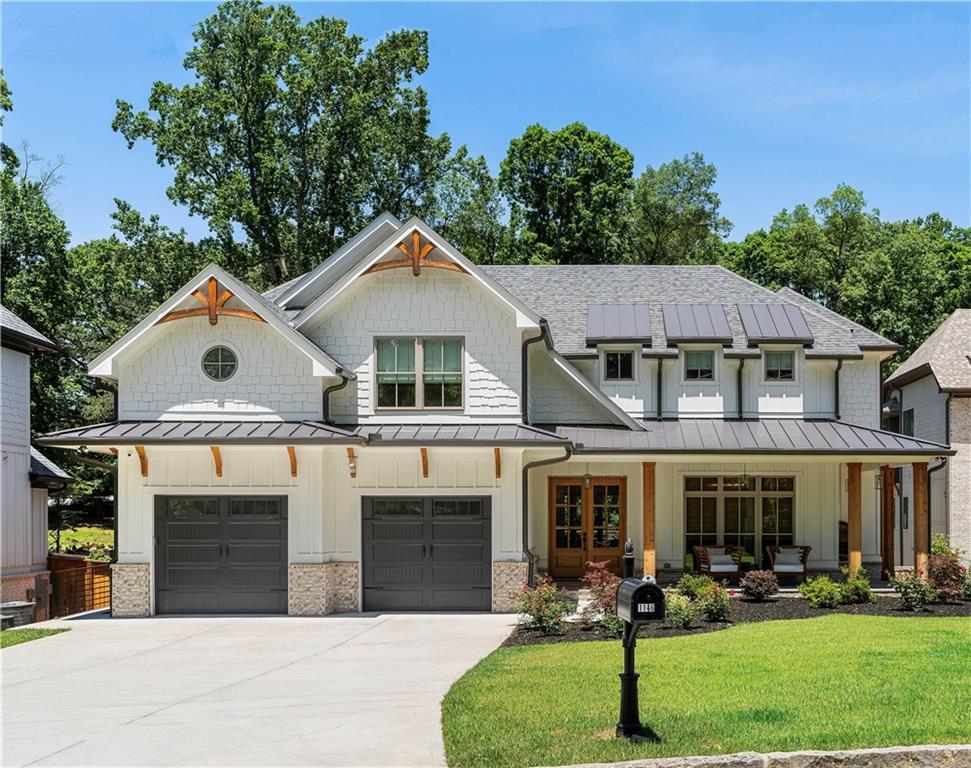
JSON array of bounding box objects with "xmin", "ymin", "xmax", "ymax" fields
[{"xmin": 548, "ymin": 476, "xmax": 627, "ymax": 578}]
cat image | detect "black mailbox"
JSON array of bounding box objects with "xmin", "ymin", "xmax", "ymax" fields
[{"xmin": 616, "ymin": 578, "xmax": 665, "ymax": 625}]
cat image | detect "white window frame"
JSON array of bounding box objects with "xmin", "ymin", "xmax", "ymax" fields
[
  {"xmin": 600, "ymin": 346, "xmax": 638, "ymax": 383},
  {"xmin": 761, "ymin": 347, "xmax": 799, "ymax": 386},
  {"xmin": 373, "ymin": 336, "xmax": 465, "ymax": 411},
  {"xmin": 680, "ymin": 348, "xmax": 718, "ymax": 385}
]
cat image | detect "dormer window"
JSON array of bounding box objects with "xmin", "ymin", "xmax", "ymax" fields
[
  {"xmin": 684, "ymin": 350, "xmax": 715, "ymax": 382},
  {"xmin": 375, "ymin": 337, "xmax": 463, "ymax": 409},
  {"xmin": 604, "ymin": 351, "xmax": 634, "ymax": 381},
  {"xmin": 764, "ymin": 351, "xmax": 795, "ymax": 382}
]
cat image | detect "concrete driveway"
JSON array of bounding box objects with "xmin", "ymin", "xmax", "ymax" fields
[{"xmin": 2, "ymin": 611, "xmax": 514, "ymax": 767}]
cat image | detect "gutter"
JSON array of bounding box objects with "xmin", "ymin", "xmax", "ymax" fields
[
  {"xmin": 522, "ymin": 445, "xmax": 573, "ymax": 586},
  {"xmin": 321, "ymin": 375, "xmax": 350, "ymax": 425},
  {"xmin": 521, "ymin": 319, "xmax": 551, "ymax": 426},
  {"xmin": 737, "ymin": 358, "xmax": 746, "ymax": 420},
  {"xmin": 656, "ymin": 359, "xmax": 663, "ymax": 420},
  {"xmin": 834, "ymin": 360, "xmax": 843, "ymax": 420}
]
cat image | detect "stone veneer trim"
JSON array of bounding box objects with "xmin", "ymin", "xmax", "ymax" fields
[
  {"xmin": 287, "ymin": 562, "xmax": 360, "ymax": 616},
  {"xmin": 110, "ymin": 563, "xmax": 151, "ymax": 617},
  {"xmin": 492, "ymin": 561, "xmax": 529, "ymax": 613}
]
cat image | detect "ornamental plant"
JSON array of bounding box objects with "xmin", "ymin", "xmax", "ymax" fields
[
  {"xmin": 664, "ymin": 590, "xmax": 695, "ymax": 629},
  {"xmin": 798, "ymin": 575, "xmax": 841, "ymax": 608},
  {"xmin": 891, "ymin": 570, "xmax": 934, "ymax": 612},
  {"xmin": 926, "ymin": 552, "xmax": 967, "ymax": 603},
  {"xmin": 580, "ymin": 561, "xmax": 623, "ymax": 637},
  {"xmin": 515, "ymin": 576, "xmax": 572, "ymax": 635},
  {"xmin": 739, "ymin": 570, "xmax": 779, "ymax": 601},
  {"xmin": 675, "ymin": 573, "xmax": 716, "ymax": 601},
  {"xmin": 698, "ymin": 582, "xmax": 732, "ymax": 621},
  {"xmin": 838, "ymin": 566, "xmax": 877, "ymax": 605},
  {"xmin": 964, "ymin": 571, "xmax": 971, "ymax": 602}
]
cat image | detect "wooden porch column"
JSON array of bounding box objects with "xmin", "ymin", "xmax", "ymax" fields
[
  {"xmin": 913, "ymin": 462, "xmax": 929, "ymax": 573},
  {"xmin": 847, "ymin": 462, "xmax": 862, "ymax": 573},
  {"xmin": 880, "ymin": 465, "xmax": 895, "ymax": 579},
  {"xmin": 642, "ymin": 462, "xmax": 656, "ymax": 578}
]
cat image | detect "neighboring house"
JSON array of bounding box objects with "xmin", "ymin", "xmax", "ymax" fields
[
  {"xmin": 883, "ymin": 309, "xmax": 971, "ymax": 566},
  {"xmin": 37, "ymin": 215, "xmax": 951, "ymax": 616},
  {"xmin": 1, "ymin": 305, "xmax": 71, "ymax": 620}
]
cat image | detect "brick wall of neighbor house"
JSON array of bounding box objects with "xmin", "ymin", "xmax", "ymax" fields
[
  {"xmin": 306, "ymin": 271, "xmax": 522, "ymax": 421},
  {"xmin": 838, "ymin": 356, "xmax": 881, "ymax": 427},
  {"xmin": 118, "ymin": 316, "xmax": 322, "ymax": 420},
  {"xmin": 110, "ymin": 563, "xmax": 151, "ymax": 617},
  {"xmin": 949, "ymin": 397, "xmax": 971, "ymax": 564}
]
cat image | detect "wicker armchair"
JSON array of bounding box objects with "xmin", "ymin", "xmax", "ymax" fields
[
  {"xmin": 765, "ymin": 545, "xmax": 812, "ymax": 582},
  {"xmin": 692, "ymin": 545, "xmax": 745, "ymax": 577}
]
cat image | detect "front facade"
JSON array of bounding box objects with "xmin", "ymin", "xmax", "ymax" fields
[
  {"xmin": 1, "ymin": 306, "xmax": 71, "ymax": 620},
  {"xmin": 883, "ymin": 310, "xmax": 971, "ymax": 566},
  {"xmin": 38, "ymin": 215, "xmax": 951, "ymax": 616}
]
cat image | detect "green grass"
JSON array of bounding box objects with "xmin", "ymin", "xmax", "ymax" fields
[
  {"xmin": 442, "ymin": 615, "xmax": 971, "ymax": 767},
  {"xmin": 51, "ymin": 526, "xmax": 113, "ymax": 551},
  {"xmin": 0, "ymin": 628, "xmax": 69, "ymax": 648}
]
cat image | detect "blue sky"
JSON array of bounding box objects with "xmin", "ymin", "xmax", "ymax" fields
[{"xmin": 3, "ymin": 2, "xmax": 969, "ymax": 246}]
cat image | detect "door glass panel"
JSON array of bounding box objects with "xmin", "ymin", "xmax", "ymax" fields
[
  {"xmin": 591, "ymin": 482, "xmax": 621, "ymax": 550},
  {"xmin": 553, "ymin": 483, "xmax": 584, "ymax": 551},
  {"xmin": 168, "ymin": 498, "xmax": 218, "ymax": 517},
  {"xmin": 701, "ymin": 477, "xmax": 719, "ymax": 491},
  {"xmin": 373, "ymin": 499, "xmax": 422, "ymax": 517}
]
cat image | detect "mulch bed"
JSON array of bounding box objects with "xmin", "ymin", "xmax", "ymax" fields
[{"xmin": 503, "ymin": 596, "xmax": 971, "ymax": 647}]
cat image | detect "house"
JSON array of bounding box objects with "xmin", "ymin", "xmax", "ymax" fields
[
  {"xmin": 36, "ymin": 215, "xmax": 952, "ymax": 616},
  {"xmin": 883, "ymin": 309, "xmax": 970, "ymax": 567},
  {"xmin": 1, "ymin": 305, "xmax": 72, "ymax": 621}
]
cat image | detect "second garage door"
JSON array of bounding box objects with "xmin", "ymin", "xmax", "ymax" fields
[{"xmin": 362, "ymin": 496, "xmax": 491, "ymax": 611}]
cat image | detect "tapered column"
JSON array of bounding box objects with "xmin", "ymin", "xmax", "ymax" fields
[
  {"xmin": 880, "ymin": 465, "xmax": 895, "ymax": 579},
  {"xmin": 642, "ymin": 462, "xmax": 656, "ymax": 578},
  {"xmin": 913, "ymin": 462, "xmax": 929, "ymax": 573},
  {"xmin": 847, "ymin": 463, "xmax": 862, "ymax": 573}
]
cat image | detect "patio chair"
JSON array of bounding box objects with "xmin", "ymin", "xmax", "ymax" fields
[
  {"xmin": 765, "ymin": 545, "xmax": 812, "ymax": 582},
  {"xmin": 692, "ymin": 545, "xmax": 743, "ymax": 578}
]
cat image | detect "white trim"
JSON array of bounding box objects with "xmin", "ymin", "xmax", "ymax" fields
[
  {"xmin": 87, "ymin": 264, "xmax": 350, "ymax": 380},
  {"xmin": 546, "ymin": 349, "xmax": 646, "ymax": 431},
  {"xmin": 680, "ymin": 348, "xmax": 718, "ymax": 385},
  {"xmin": 760, "ymin": 347, "xmax": 800, "ymax": 387},
  {"xmin": 599, "ymin": 346, "xmax": 638, "ymax": 384},
  {"xmin": 293, "ymin": 217, "xmax": 543, "ymax": 332}
]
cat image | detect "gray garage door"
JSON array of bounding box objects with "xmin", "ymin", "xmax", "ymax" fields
[
  {"xmin": 154, "ymin": 496, "xmax": 288, "ymax": 614},
  {"xmin": 362, "ymin": 496, "xmax": 491, "ymax": 611}
]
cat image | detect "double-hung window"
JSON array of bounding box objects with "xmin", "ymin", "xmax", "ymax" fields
[
  {"xmin": 375, "ymin": 337, "xmax": 463, "ymax": 409},
  {"xmin": 764, "ymin": 350, "xmax": 795, "ymax": 382},
  {"xmin": 684, "ymin": 350, "xmax": 715, "ymax": 381}
]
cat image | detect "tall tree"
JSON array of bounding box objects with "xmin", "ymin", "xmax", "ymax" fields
[
  {"xmin": 113, "ymin": 0, "xmax": 450, "ymax": 287},
  {"xmin": 628, "ymin": 152, "xmax": 731, "ymax": 264},
  {"xmin": 498, "ymin": 122, "xmax": 634, "ymax": 264}
]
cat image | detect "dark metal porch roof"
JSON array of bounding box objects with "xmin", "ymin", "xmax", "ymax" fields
[
  {"xmin": 354, "ymin": 423, "xmax": 568, "ymax": 446},
  {"xmin": 35, "ymin": 420, "xmax": 364, "ymax": 446}
]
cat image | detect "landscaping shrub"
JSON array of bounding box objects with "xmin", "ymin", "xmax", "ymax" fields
[
  {"xmin": 926, "ymin": 552, "xmax": 967, "ymax": 603},
  {"xmin": 739, "ymin": 570, "xmax": 778, "ymax": 601},
  {"xmin": 579, "ymin": 561, "xmax": 623, "ymax": 637},
  {"xmin": 891, "ymin": 570, "xmax": 934, "ymax": 612},
  {"xmin": 838, "ymin": 567, "xmax": 877, "ymax": 605},
  {"xmin": 798, "ymin": 575, "xmax": 841, "ymax": 608},
  {"xmin": 664, "ymin": 590, "xmax": 695, "ymax": 629},
  {"xmin": 964, "ymin": 571, "xmax": 971, "ymax": 602},
  {"xmin": 931, "ymin": 533, "xmax": 955, "ymax": 555},
  {"xmin": 675, "ymin": 573, "xmax": 716, "ymax": 601},
  {"xmin": 698, "ymin": 582, "xmax": 732, "ymax": 621},
  {"xmin": 515, "ymin": 576, "xmax": 572, "ymax": 634}
]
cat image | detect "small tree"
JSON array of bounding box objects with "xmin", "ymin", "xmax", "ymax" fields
[{"xmin": 580, "ymin": 561, "xmax": 623, "ymax": 636}]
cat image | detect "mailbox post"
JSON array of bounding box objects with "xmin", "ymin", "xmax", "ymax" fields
[{"xmin": 615, "ymin": 576, "xmax": 665, "ymax": 739}]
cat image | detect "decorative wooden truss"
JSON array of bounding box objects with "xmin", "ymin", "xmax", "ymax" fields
[
  {"xmin": 155, "ymin": 277, "xmax": 266, "ymax": 326},
  {"xmin": 363, "ymin": 230, "xmax": 467, "ymax": 277}
]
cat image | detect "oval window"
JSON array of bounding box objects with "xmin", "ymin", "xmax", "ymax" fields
[{"xmin": 202, "ymin": 346, "xmax": 238, "ymax": 381}]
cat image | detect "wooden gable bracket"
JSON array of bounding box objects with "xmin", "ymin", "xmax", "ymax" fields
[
  {"xmin": 210, "ymin": 446, "xmax": 223, "ymax": 478},
  {"xmin": 420, "ymin": 447, "xmax": 429, "ymax": 479},
  {"xmin": 108, "ymin": 448, "xmax": 118, "ymax": 457},
  {"xmin": 134, "ymin": 445, "xmax": 148, "ymax": 478},
  {"xmin": 346, "ymin": 447, "xmax": 357, "ymax": 479},
  {"xmin": 494, "ymin": 448, "xmax": 501, "ymax": 479},
  {"xmin": 363, "ymin": 229, "xmax": 467, "ymax": 278},
  {"xmin": 286, "ymin": 446, "xmax": 297, "ymax": 478},
  {"xmin": 155, "ymin": 277, "xmax": 267, "ymax": 326}
]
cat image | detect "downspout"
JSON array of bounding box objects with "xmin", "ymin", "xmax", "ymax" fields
[
  {"xmin": 834, "ymin": 360, "xmax": 843, "ymax": 420},
  {"xmin": 321, "ymin": 374, "xmax": 350, "ymax": 425},
  {"xmin": 523, "ymin": 445, "xmax": 573, "ymax": 586},
  {"xmin": 521, "ymin": 319, "xmax": 551, "ymax": 426},
  {"xmin": 655, "ymin": 359, "xmax": 664, "ymax": 420},
  {"xmin": 736, "ymin": 358, "xmax": 746, "ymax": 420}
]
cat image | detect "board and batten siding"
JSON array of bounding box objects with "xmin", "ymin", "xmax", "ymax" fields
[
  {"xmin": 117, "ymin": 316, "xmax": 322, "ymax": 421},
  {"xmin": 304, "ymin": 271, "xmax": 522, "ymax": 423}
]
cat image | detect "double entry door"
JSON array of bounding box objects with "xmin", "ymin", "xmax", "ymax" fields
[{"xmin": 548, "ymin": 476, "xmax": 626, "ymax": 578}]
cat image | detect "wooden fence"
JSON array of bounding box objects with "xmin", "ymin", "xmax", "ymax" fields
[{"xmin": 48, "ymin": 554, "xmax": 111, "ymax": 618}]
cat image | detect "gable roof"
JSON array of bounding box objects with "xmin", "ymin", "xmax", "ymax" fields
[
  {"xmin": 480, "ymin": 265, "xmax": 893, "ymax": 358},
  {"xmin": 291, "ymin": 216, "xmax": 543, "ymax": 331},
  {"xmin": 87, "ymin": 264, "xmax": 350, "ymax": 380},
  {"xmin": 0, "ymin": 304, "xmax": 57, "ymax": 353},
  {"xmin": 884, "ymin": 309, "xmax": 971, "ymax": 392}
]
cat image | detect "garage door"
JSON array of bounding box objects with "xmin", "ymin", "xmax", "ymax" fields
[
  {"xmin": 362, "ymin": 496, "xmax": 491, "ymax": 611},
  {"xmin": 154, "ymin": 496, "xmax": 288, "ymax": 614}
]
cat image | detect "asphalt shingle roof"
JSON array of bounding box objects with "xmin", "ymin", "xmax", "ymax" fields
[
  {"xmin": 0, "ymin": 304, "xmax": 56, "ymax": 351},
  {"xmin": 884, "ymin": 309, "xmax": 971, "ymax": 392},
  {"xmin": 29, "ymin": 447, "xmax": 72, "ymax": 482}
]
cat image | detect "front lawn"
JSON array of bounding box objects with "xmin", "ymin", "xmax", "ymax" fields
[
  {"xmin": 0, "ymin": 628, "xmax": 69, "ymax": 648},
  {"xmin": 442, "ymin": 615, "xmax": 971, "ymax": 767},
  {"xmin": 50, "ymin": 526, "xmax": 113, "ymax": 552}
]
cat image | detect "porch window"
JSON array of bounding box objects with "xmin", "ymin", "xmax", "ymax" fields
[
  {"xmin": 901, "ymin": 408, "xmax": 915, "ymax": 436},
  {"xmin": 604, "ymin": 351, "xmax": 634, "ymax": 381},
  {"xmin": 375, "ymin": 337, "xmax": 463, "ymax": 409},
  {"xmin": 684, "ymin": 350, "xmax": 715, "ymax": 381},
  {"xmin": 764, "ymin": 351, "xmax": 795, "ymax": 381}
]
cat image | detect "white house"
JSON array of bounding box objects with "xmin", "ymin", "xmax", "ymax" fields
[
  {"xmin": 37, "ymin": 215, "xmax": 952, "ymax": 616},
  {"xmin": 1, "ymin": 305, "xmax": 71, "ymax": 620},
  {"xmin": 883, "ymin": 309, "xmax": 970, "ymax": 566}
]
